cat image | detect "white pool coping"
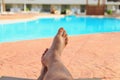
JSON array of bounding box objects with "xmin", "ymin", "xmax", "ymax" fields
[
  {"xmin": 0, "ymin": 15, "xmax": 65, "ymax": 24},
  {"xmin": 0, "ymin": 15, "xmax": 120, "ymax": 24}
]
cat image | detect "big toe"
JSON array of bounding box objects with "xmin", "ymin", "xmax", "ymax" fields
[{"xmin": 57, "ymin": 27, "xmax": 64, "ymax": 36}]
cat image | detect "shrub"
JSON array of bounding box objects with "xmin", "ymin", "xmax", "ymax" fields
[
  {"xmin": 107, "ymin": 10, "xmax": 112, "ymax": 15},
  {"xmin": 26, "ymin": 8, "xmax": 30, "ymax": 11}
]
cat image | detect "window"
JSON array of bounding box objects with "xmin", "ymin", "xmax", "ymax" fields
[
  {"xmin": 42, "ymin": 5, "xmax": 50, "ymax": 12},
  {"xmin": 6, "ymin": 4, "xmax": 11, "ymax": 11},
  {"xmin": 81, "ymin": 5, "xmax": 86, "ymax": 13}
]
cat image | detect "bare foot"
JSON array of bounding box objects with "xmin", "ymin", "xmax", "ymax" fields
[
  {"xmin": 50, "ymin": 27, "xmax": 68, "ymax": 55},
  {"xmin": 42, "ymin": 28, "xmax": 68, "ymax": 67}
]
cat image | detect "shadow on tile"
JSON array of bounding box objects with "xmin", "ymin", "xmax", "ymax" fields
[
  {"xmin": 75, "ymin": 78, "xmax": 102, "ymax": 80},
  {"xmin": 0, "ymin": 76, "xmax": 102, "ymax": 80},
  {"xmin": 0, "ymin": 76, "xmax": 33, "ymax": 80}
]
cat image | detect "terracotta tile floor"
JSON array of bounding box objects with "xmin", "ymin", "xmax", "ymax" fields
[{"xmin": 0, "ymin": 32, "xmax": 120, "ymax": 80}]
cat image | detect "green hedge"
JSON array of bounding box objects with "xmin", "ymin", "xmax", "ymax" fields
[
  {"xmin": 107, "ymin": 10, "xmax": 112, "ymax": 15},
  {"xmin": 26, "ymin": 8, "xmax": 30, "ymax": 11}
]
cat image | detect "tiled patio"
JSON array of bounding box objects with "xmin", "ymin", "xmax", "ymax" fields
[{"xmin": 0, "ymin": 32, "xmax": 120, "ymax": 80}]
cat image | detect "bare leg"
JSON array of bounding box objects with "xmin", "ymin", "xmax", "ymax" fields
[
  {"xmin": 37, "ymin": 49, "xmax": 48, "ymax": 80},
  {"xmin": 37, "ymin": 66, "xmax": 47, "ymax": 80},
  {"xmin": 42, "ymin": 28, "xmax": 73, "ymax": 80}
]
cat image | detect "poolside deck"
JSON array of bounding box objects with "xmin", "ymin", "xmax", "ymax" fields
[
  {"xmin": 0, "ymin": 32, "xmax": 120, "ymax": 80},
  {"xmin": 0, "ymin": 13, "xmax": 64, "ymax": 20},
  {"xmin": 0, "ymin": 13, "xmax": 120, "ymax": 21}
]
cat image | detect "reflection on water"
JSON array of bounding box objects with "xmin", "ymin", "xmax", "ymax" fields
[{"xmin": 0, "ymin": 16, "xmax": 120, "ymax": 42}]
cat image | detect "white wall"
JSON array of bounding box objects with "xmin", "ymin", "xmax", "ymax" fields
[
  {"xmin": 4, "ymin": 0, "xmax": 120, "ymax": 5},
  {"xmin": 4, "ymin": 0, "xmax": 24, "ymax": 4},
  {"xmin": 88, "ymin": 0, "xmax": 98, "ymax": 5},
  {"xmin": 0, "ymin": 0, "xmax": 3, "ymax": 13},
  {"xmin": 106, "ymin": 0, "xmax": 120, "ymax": 5},
  {"xmin": 4, "ymin": 0, "xmax": 86, "ymax": 4},
  {"xmin": 88, "ymin": 0, "xmax": 106, "ymax": 5}
]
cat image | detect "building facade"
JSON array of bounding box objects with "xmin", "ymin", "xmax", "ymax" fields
[
  {"xmin": 106, "ymin": 0, "xmax": 120, "ymax": 13},
  {"xmin": 0, "ymin": 0, "xmax": 120, "ymax": 14}
]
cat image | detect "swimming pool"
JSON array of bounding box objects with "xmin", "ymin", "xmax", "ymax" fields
[{"xmin": 0, "ymin": 16, "xmax": 120, "ymax": 43}]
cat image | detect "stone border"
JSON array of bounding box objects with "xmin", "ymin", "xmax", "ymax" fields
[
  {"xmin": 0, "ymin": 15, "xmax": 65, "ymax": 24},
  {"xmin": 0, "ymin": 14, "xmax": 120, "ymax": 24}
]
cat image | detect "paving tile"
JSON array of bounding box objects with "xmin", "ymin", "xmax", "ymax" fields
[{"xmin": 0, "ymin": 33, "xmax": 120, "ymax": 80}]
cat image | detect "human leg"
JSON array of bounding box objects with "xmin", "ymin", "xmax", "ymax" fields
[{"xmin": 42, "ymin": 28, "xmax": 73, "ymax": 80}]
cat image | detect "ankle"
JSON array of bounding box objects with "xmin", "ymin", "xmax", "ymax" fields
[
  {"xmin": 49, "ymin": 48, "xmax": 61, "ymax": 56},
  {"xmin": 48, "ymin": 58, "xmax": 62, "ymax": 68}
]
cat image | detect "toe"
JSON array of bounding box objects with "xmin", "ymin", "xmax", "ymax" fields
[
  {"xmin": 65, "ymin": 36, "xmax": 68, "ymax": 45},
  {"xmin": 42, "ymin": 48, "xmax": 48, "ymax": 57},
  {"xmin": 57, "ymin": 27, "xmax": 64, "ymax": 36},
  {"xmin": 62, "ymin": 30, "xmax": 66, "ymax": 37},
  {"xmin": 64, "ymin": 33, "xmax": 67, "ymax": 38}
]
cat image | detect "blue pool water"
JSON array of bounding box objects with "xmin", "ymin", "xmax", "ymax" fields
[{"xmin": 0, "ymin": 16, "xmax": 120, "ymax": 43}]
